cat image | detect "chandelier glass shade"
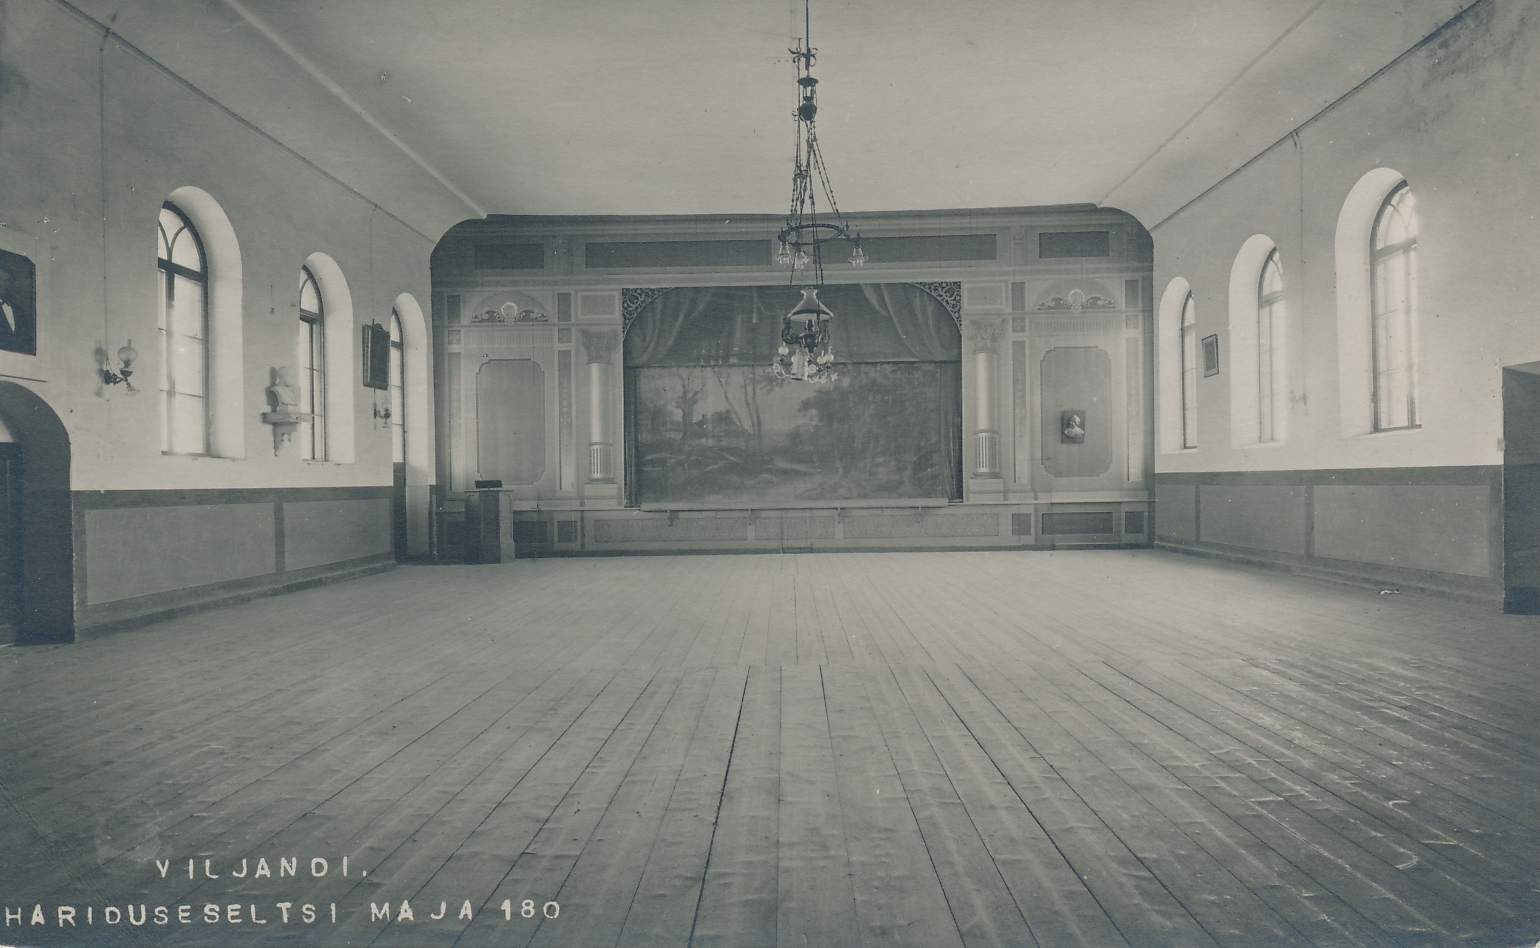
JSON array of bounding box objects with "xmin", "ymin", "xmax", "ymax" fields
[
  {"xmin": 772, "ymin": 0, "xmax": 861, "ymax": 384},
  {"xmin": 772, "ymin": 287, "xmax": 837, "ymax": 382}
]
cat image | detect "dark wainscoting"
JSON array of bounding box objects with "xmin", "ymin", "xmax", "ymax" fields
[
  {"xmin": 487, "ymin": 500, "xmax": 1152, "ymax": 557},
  {"xmin": 70, "ymin": 486, "xmax": 395, "ymax": 638},
  {"xmin": 1153, "ymin": 467, "xmax": 1503, "ymax": 603}
]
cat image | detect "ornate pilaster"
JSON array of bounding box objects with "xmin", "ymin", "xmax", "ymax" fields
[
  {"xmin": 581, "ymin": 330, "xmax": 620, "ymax": 482},
  {"xmin": 965, "ymin": 319, "xmax": 1006, "ymax": 477}
]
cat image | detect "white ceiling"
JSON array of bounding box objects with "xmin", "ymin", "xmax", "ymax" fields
[{"xmin": 74, "ymin": 0, "xmax": 1476, "ymax": 238}]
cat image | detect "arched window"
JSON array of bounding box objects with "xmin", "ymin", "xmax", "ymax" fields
[
  {"xmin": 1371, "ymin": 182, "xmax": 1417, "ymax": 430},
  {"xmin": 1257, "ymin": 249, "xmax": 1284, "ymax": 443},
  {"xmin": 1180, "ymin": 291, "xmax": 1198, "ymax": 448},
  {"xmin": 157, "ymin": 204, "xmax": 209, "ymax": 455},
  {"xmin": 298, "ymin": 267, "xmax": 327, "ymax": 460},
  {"xmin": 389, "ymin": 308, "xmax": 405, "ymax": 463}
]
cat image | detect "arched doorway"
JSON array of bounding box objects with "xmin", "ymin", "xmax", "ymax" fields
[{"xmin": 0, "ymin": 382, "xmax": 73, "ymax": 643}]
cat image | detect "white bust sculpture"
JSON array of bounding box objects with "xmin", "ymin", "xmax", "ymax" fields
[{"xmin": 269, "ymin": 366, "xmax": 301, "ymax": 411}]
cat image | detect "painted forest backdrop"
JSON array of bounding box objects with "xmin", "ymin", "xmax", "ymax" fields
[{"xmin": 623, "ymin": 284, "xmax": 962, "ymax": 505}]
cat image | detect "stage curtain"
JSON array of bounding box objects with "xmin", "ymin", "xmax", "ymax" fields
[
  {"xmin": 624, "ymin": 284, "xmax": 960, "ymax": 367},
  {"xmin": 858, "ymin": 283, "xmax": 959, "ymax": 362}
]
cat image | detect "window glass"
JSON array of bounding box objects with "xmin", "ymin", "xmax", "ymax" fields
[
  {"xmin": 299, "ymin": 267, "xmax": 327, "ymax": 460},
  {"xmin": 157, "ymin": 203, "xmax": 209, "ymax": 455},
  {"xmin": 1180, "ymin": 292, "xmax": 1198, "ymax": 449},
  {"xmin": 1257, "ymin": 249, "xmax": 1283, "ymax": 443},
  {"xmin": 1371, "ymin": 183, "xmax": 1417, "ymax": 430},
  {"xmin": 389, "ymin": 309, "xmax": 405, "ymax": 464}
]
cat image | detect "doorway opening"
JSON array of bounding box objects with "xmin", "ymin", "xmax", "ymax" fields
[
  {"xmin": 0, "ymin": 382, "xmax": 74, "ymax": 643},
  {"xmin": 1502, "ymin": 363, "xmax": 1540, "ymax": 613}
]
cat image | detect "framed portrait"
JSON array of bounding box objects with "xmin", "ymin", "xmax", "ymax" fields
[
  {"xmin": 0, "ymin": 246, "xmax": 37, "ymax": 356},
  {"xmin": 1202, "ymin": 333, "xmax": 1219, "ymax": 376},
  {"xmin": 1060, "ymin": 409, "xmax": 1086, "ymax": 444}
]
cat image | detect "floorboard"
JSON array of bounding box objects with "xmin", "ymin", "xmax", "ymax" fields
[{"xmin": 0, "ymin": 549, "xmax": 1535, "ymax": 948}]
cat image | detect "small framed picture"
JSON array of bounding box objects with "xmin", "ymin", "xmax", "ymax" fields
[
  {"xmin": 1060, "ymin": 409, "xmax": 1086, "ymax": 444},
  {"xmin": 362, "ymin": 322, "xmax": 391, "ymax": 390},
  {"xmin": 1202, "ymin": 333, "xmax": 1220, "ymax": 376},
  {"xmin": 0, "ymin": 247, "xmax": 37, "ymax": 357}
]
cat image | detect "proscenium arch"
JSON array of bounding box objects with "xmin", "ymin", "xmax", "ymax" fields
[
  {"xmin": 1228, "ymin": 234, "xmax": 1284, "ymax": 447},
  {"xmin": 393, "ymin": 292, "xmax": 434, "ymax": 555},
  {"xmin": 1335, "ymin": 167, "xmax": 1408, "ymax": 437},
  {"xmin": 165, "ymin": 186, "xmax": 245, "ymax": 458},
  {"xmin": 1156, "ymin": 277, "xmax": 1193, "ymax": 454},
  {"xmin": 0, "ymin": 382, "xmax": 74, "ymax": 644},
  {"xmin": 301, "ymin": 252, "xmax": 356, "ymax": 463}
]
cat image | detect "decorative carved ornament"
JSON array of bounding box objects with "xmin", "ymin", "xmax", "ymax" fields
[
  {"xmin": 472, "ymin": 301, "xmax": 551, "ymax": 324},
  {"xmin": 1037, "ymin": 287, "xmax": 1117, "ymax": 313},
  {"xmin": 580, "ymin": 329, "xmax": 621, "ymax": 364},
  {"xmin": 907, "ymin": 281, "xmax": 963, "ymax": 328},
  {"xmin": 964, "ymin": 317, "xmax": 1006, "ymax": 354},
  {"xmin": 621, "ymin": 287, "xmax": 673, "ymax": 336}
]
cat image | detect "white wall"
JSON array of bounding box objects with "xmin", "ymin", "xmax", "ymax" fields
[
  {"xmin": 0, "ymin": 0, "xmax": 439, "ymax": 493},
  {"xmin": 1150, "ymin": 0, "xmax": 1540, "ymax": 475}
]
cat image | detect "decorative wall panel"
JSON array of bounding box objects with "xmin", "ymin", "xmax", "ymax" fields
[
  {"xmin": 474, "ymin": 243, "xmax": 545, "ymax": 270},
  {"xmin": 861, "ymin": 234, "xmax": 995, "ymax": 263},
  {"xmin": 843, "ymin": 513, "xmax": 1000, "ymax": 538},
  {"xmin": 1200, "ymin": 485, "xmax": 1308, "ymax": 555},
  {"xmin": 593, "ymin": 517, "xmax": 750, "ymax": 543},
  {"xmin": 1041, "ymin": 511, "xmax": 1116, "ymax": 535},
  {"xmin": 963, "ymin": 283, "xmax": 1005, "ymax": 310},
  {"xmin": 84, "ymin": 503, "xmax": 274, "ymax": 603},
  {"xmin": 283, "ymin": 499, "xmax": 393, "ymax": 571},
  {"xmin": 1040, "ymin": 346, "xmax": 1112, "ymax": 478},
  {"xmin": 558, "ymin": 349, "xmax": 573, "ymax": 490},
  {"xmin": 476, "ymin": 359, "xmax": 546, "ymax": 485},
  {"xmin": 579, "ymin": 291, "xmax": 619, "ymax": 317},
  {"xmin": 756, "ymin": 516, "xmax": 837, "ymax": 541},
  {"xmin": 1314, "ymin": 484, "xmax": 1491, "ymax": 576},
  {"xmin": 586, "ymin": 240, "xmax": 770, "ymax": 269},
  {"xmin": 1039, "ymin": 231, "xmax": 1110, "ymax": 258},
  {"xmin": 1154, "ymin": 482, "xmax": 1197, "ymax": 540}
]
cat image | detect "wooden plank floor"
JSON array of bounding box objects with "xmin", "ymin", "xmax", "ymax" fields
[{"xmin": 1, "ymin": 550, "xmax": 1536, "ymax": 948}]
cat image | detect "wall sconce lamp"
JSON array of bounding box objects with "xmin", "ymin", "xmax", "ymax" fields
[{"xmin": 100, "ymin": 340, "xmax": 139, "ymax": 394}]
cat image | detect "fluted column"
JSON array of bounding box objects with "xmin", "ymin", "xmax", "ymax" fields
[
  {"xmin": 581, "ymin": 330, "xmax": 620, "ymax": 483},
  {"xmin": 965, "ymin": 319, "xmax": 1005, "ymax": 477}
]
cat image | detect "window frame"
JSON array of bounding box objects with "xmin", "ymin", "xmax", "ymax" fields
[
  {"xmin": 1369, "ymin": 181, "xmax": 1418, "ymax": 432},
  {"xmin": 1179, "ymin": 291, "xmax": 1198, "ymax": 449},
  {"xmin": 157, "ymin": 202, "xmax": 211, "ymax": 456},
  {"xmin": 1256, "ymin": 248, "xmax": 1283, "ymax": 444},
  {"xmin": 299, "ymin": 266, "xmax": 328, "ymax": 460},
  {"xmin": 389, "ymin": 308, "xmax": 406, "ymax": 464}
]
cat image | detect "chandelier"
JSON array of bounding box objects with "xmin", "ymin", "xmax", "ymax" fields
[{"xmin": 771, "ymin": 0, "xmax": 863, "ymax": 384}]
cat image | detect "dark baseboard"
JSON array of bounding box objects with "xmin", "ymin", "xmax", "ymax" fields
[
  {"xmin": 505, "ymin": 541, "xmax": 1152, "ymax": 559},
  {"xmin": 1154, "ymin": 538, "xmax": 1502, "ymax": 606},
  {"xmin": 73, "ymin": 555, "xmax": 396, "ymax": 641}
]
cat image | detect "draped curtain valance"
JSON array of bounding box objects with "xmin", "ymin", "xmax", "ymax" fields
[{"xmin": 624, "ymin": 283, "xmax": 961, "ymax": 367}]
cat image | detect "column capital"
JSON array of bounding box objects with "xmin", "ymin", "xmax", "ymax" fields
[
  {"xmin": 964, "ymin": 317, "xmax": 1006, "ymax": 354},
  {"xmin": 580, "ymin": 329, "xmax": 620, "ymax": 364}
]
